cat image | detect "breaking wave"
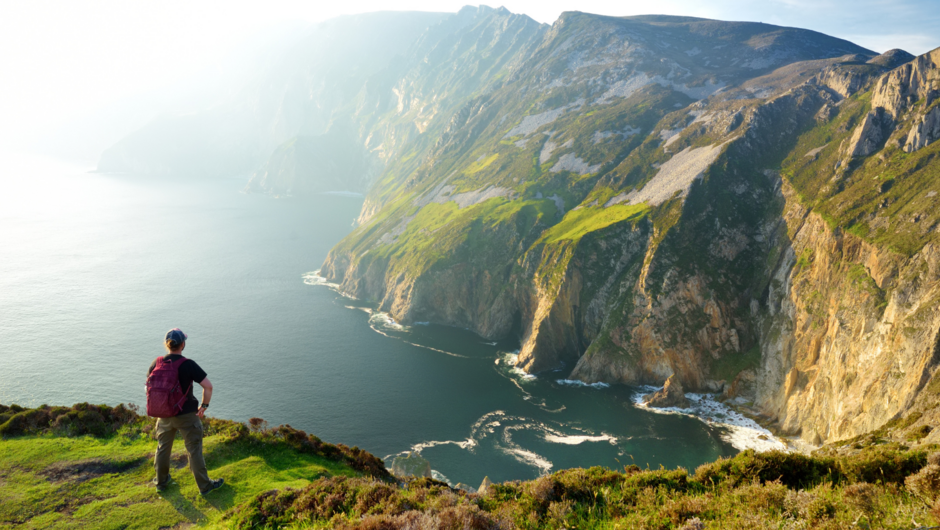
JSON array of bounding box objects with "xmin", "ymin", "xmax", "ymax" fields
[
  {"xmin": 402, "ymin": 410, "xmax": 621, "ymax": 484},
  {"xmin": 632, "ymin": 386, "xmax": 787, "ymax": 452},
  {"xmin": 555, "ymin": 379, "xmax": 610, "ymax": 389}
]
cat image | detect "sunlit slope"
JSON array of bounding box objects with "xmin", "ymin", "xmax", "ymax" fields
[{"xmin": 321, "ymin": 12, "xmax": 879, "ymax": 384}]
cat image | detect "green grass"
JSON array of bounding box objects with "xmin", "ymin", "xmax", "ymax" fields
[
  {"xmin": 466, "ymin": 153, "xmax": 499, "ymax": 174},
  {"xmin": 780, "ymin": 90, "xmax": 940, "ymax": 257},
  {"xmin": 0, "ymin": 404, "xmax": 379, "ymax": 529},
  {"xmin": 539, "ymin": 204, "xmax": 648, "ymax": 244}
]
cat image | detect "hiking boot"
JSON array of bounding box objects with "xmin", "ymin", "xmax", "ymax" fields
[
  {"xmin": 200, "ymin": 478, "xmax": 224, "ymax": 495},
  {"xmin": 154, "ymin": 477, "xmax": 175, "ymax": 493}
]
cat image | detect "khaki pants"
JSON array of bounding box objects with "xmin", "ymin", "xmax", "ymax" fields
[{"xmin": 154, "ymin": 412, "xmax": 211, "ymax": 492}]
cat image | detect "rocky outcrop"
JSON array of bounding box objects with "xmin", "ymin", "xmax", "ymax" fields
[
  {"xmin": 478, "ymin": 476, "xmax": 494, "ymax": 494},
  {"xmin": 844, "ymin": 108, "xmax": 891, "ymax": 157},
  {"xmin": 871, "ymin": 48, "xmax": 940, "ymax": 119},
  {"xmin": 904, "ymin": 104, "xmax": 940, "ymax": 152},
  {"xmin": 643, "ymin": 375, "xmax": 691, "ymax": 408},
  {"xmin": 389, "ymin": 453, "xmax": 432, "ymax": 478}
]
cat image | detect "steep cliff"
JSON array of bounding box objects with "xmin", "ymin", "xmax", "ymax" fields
[{"xmin": 322, "ymin": 13, "xmax": 940, "ymax": 445}]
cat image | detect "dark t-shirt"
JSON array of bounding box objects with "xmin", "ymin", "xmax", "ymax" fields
[{"xmin": 148, "ymin": 354, "xmax": 207, "ymax": 415}]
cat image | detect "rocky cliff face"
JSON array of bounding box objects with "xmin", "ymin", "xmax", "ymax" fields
[
  {"xmin": 756, "ymin": 188, "xmax": 940, "ymax": 443},
  {"xmin": 321, "ymin": 13, "xmax": 940, "ymax": 445}
]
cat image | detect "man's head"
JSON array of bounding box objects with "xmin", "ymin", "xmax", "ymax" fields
[{"xmin": 165, "ymin": 328, "xmax": 188, "ymax": 353}]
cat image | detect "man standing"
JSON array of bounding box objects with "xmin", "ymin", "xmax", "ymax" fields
[{"xmin": 148, "ymin": 328, "xmax": 224, "ymax": 495}]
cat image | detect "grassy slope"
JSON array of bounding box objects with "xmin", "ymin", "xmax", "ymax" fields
[
  {"xmin": 782, "ymin": 91, "xmax": 940, "ymax": 257},
  {"xmin": 0, "ymin": 404, "xmax": 376, "ymax": 529},
  {"xmin": 4, "ymin": 403, "xmax": 940, "ymax": 529}
]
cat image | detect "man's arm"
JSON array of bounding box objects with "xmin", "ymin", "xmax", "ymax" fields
[{"xmin": 196, "ymin": 377, "xmax": 213, "ymax": 418}]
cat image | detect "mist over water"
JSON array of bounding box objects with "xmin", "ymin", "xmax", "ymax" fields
[{"xmin": 1, "ymin": 153, "xmax": 747, "ymax": 486}]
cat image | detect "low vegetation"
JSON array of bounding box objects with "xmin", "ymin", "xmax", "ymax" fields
[
  {"xmin": 0, "ymin": 403, "xmax": 383, "ymax": 529},
  {"xmin": 4, "ymin": 403, "xmax": 940, "ymax": 529}
]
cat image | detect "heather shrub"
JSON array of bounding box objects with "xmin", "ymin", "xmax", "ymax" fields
[
  {"xmin": 0, "ymin": 403, "xmax": 143, "ymax": 438},
  {"xmin": 843, "ymin": 482, "xmax": 878, "ymax": 513},
  {"xmin": 733, "ymin": 479, "xmax": 788, "ymax": 511},
  {"xmin": 694, "ymin": 450, "xmax": 837, "ymax": 489},
  {"xmin": 906, "ymin": 464, "xmax": 940, "ymax": 501}
]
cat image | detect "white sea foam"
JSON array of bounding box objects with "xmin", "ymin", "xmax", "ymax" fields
[
  {"xmin": 556, "ymin": 379, "xmax": 610, "ymax": 389},
  {"xmin": 411, "ymin": 437, "xmax": 477, "ymax": 452},
  {"xmin": 302, "ymin": 270, "xmax": 341, "ymax": 289},
  {"xmin": 544, "ymin": 434, "xmax": 617, "ymax": 445},
  {"xmin": 503, "ymin": 352, "xmax": 537, "ymax": 381},
  {"xmin": 502, "ymin": 424, "xmax": 554, "ymax": 474},
  {"xmin": 431, "ymin": 470, "xmax": 453, "ymax": 484},
  {"xmin": 369, "ymin": 311, "xmax": 406, "ymax": 331},
  {"xmin": 632, "ymin": 387, "xmax": 787, "ymax": 452},
  {"xmin": 362, "ymin": 310, "xmax": 470, "ymax": 358}
]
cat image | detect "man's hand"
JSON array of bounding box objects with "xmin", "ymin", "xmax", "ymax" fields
[{"xmin": 196, "ymin": 377, "xmax": 213, "ymax": 419}]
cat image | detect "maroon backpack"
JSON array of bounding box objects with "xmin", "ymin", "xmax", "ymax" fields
[{"xmin": 146, "ymin": 355, "xmax": 193, "ymax": 418}]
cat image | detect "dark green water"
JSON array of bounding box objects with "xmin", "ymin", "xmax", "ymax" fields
[{"xmin": 0, "ymin": 154, "xmax": 753, "ymax": 487}]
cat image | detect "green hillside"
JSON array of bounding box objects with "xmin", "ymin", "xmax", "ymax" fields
[
  {"xmin": 3, "ymin": 403, "xmax": 940, "ymax": 529},
  {"xmin": 0, "ymin": 403, "xmax": 384, "ymax": 529}
]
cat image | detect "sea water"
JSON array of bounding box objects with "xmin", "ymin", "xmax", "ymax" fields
[{"xmin": 0, "ymin": 153, "xmax": 778, "ymax": 487}]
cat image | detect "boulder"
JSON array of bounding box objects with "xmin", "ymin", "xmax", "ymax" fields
[
  {"xmin": 389, "ymin": 452, "xmax": 432, "ymax": 478},
  {"xmin": 478, "ymin": 476, "xmax": 494, "ymax": 494},
  {"xmin": 642, "ymin": 375, "xmax": 691, "ymax": 409}
]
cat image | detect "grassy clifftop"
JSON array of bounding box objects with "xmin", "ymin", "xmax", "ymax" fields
[
  {"xmin": 0, "ymin": 403, "xmax": 384, "ymax": 529},
  {"xmin": 4, "ymin": 403, "xmax": 940, "ymax": 529}
]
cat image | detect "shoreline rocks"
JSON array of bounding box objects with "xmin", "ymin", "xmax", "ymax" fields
[{"xmin": 643, "ymin": 375, "xmax": 691, "ymax": 409}]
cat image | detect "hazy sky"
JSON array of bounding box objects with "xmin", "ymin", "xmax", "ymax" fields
[{"xmin": 1, "ymin": 0, "xmax": 938, "ymax": 156}]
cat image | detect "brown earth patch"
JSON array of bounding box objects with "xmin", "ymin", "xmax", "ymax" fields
[
  {"xmin": 171, "ymin": 453, "xmax": 189, "ymax": 469},
  {"xmin": 39, "ymin": 457, "xmax": 147, "ymax": 483}
]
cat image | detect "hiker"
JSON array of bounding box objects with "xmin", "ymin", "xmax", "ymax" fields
[{"xmin": 146, "ymin": 328, "xmax": 224, "ymax": 495}]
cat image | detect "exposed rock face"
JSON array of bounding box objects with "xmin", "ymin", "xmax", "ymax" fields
[
  {"xmin": 904, "ymin": 105, "xmax": 940, "ymax": 152},
  {"xmin": 643, "ymin": 375, "xmax": 691, "ymax": 408},
  {"xmin": 756, "ymin": 182, "xmax": 940, "ymax": 443},
  {"xmin": 844, "ymin": 108, "xmax": 891, "ymax": 157},
  {"xmin": 871, "ymin": 48, "xmax": 940, "ymax": 119}
]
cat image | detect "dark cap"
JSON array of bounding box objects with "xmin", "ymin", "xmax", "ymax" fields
[{"xmin": 165, "ymin": 328, "xmax": 188, "ymax": 344}]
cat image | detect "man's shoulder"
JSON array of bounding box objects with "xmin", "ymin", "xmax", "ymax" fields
[{"xmin": 180, "ymin": 358, "xmax": 207, "ymax": 378}]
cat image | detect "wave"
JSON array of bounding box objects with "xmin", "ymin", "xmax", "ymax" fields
[
  {"xmin": 402, "ymin": 410, "xmax": 621, "ymax": 484},
  {"xmin": 305, "ymin": 274, "xmax": 472, "ymax": 359},
  {"xmin": 501, "ymin": 352, "xmax": 537, "ymax": 381},
  {"xmin": 543, "ymin": 433, "xmax": 617, "ymax": 445},
  {"xmin": 631, "ymin": 386, "xmax": 787, "ymax": 453},
  {"xmin": 302, "ymin": 270, "xmax": 340, "ymax": 289},
  {"xmin": 555, "ymin": 379, "xmax": 610, "ymax": 389}
]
